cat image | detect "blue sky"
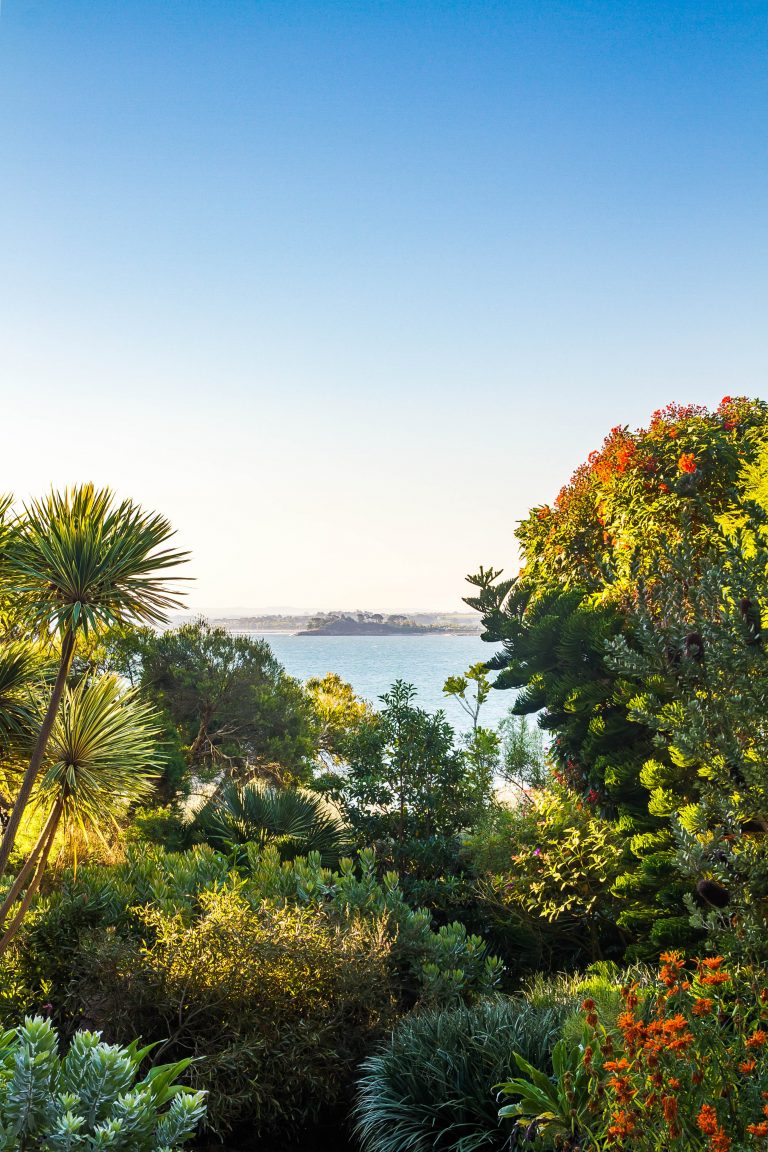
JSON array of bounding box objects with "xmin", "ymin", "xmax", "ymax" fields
[{"xmin": 1, "ymin": 1, "xmax": 766, "ymax": 612}]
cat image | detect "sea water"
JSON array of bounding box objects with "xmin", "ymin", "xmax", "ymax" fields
[{"xmin": 244, "ymin": 632, "xmax": 513, "ymax": 732}]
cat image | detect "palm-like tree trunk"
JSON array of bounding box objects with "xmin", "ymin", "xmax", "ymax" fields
[
  {"xmin": 0, "ymin": 797, "xmax": 63, "ymax": 955},
  {"xmin": 0, "ymin": 628, "xmax": 76, "ymax": 879}
]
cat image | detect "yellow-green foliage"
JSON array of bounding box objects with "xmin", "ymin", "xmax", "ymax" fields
[
  {"xmin": 76, "ymin": 888, "xmax": 397, "ymax": 1138},
  {"xmin": 469, "ymin": 790, "xmax": 625, "ymax": 964}
]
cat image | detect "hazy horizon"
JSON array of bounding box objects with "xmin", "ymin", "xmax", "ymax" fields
[{"xmin": 2, "ymin": 1, "xmax": 765, "ymax": 614}]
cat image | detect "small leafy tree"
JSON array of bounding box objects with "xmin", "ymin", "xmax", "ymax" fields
[
  {"xmin": 137, "ymin": 619, "xmax": 318, "ymax": 786},
  {"xmin": 304, "ymin": 672, "xmax": 370, "ymax": 769},
  {"xmin": 497, "ymin": 712, "xmax": 547, "ymax": 789},
  {"xmin": 329, "ymin": 681, "xmax": 490, "ymax": 877}
]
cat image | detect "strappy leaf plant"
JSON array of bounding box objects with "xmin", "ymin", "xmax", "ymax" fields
[
  {"xmin": 0, "ymin": 485, "xmax": 187, "ymax": 878},
  {"xmin": 0, "ymin": 674, "xmax": 162, "ymax": 952}
]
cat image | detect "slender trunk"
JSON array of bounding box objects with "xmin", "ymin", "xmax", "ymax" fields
[
  {"xmin": 0, "ymin": 628, "xmax": 76, "ymax": 879},
  {"xmin": 188, "ymin": 707, "xmax": 212, "ymax": 767},
  {"xmin": 0, "ymin": 802, "xmax": 61, "ymax": 926},
  {"xmin": 0, "ymin": 799, "xmax": 62, "ymax": 955}
]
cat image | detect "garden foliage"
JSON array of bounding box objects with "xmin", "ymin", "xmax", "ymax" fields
[
  {"xmin": 20, "ymin": 844, "xmax": 502, "ymax": 1136},
  {"xmin": 0, "ymin": 1016, "xmax": 205, "ymax": 1150}
]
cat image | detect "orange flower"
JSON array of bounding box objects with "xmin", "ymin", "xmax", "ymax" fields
[
  {"xmin": 609, "ymin": 1075, "xmax": 634, "ymax": 1103},
  {"xmin": 698, "ymin": 957, "xmax": 725, "ymax": 969},
  {"xmin": 748, "ymin": 1122, "xmax": 768, "ymax": 1137},
  {"xmin": 693, "ymin": 997, "xmax": 714, "ymax": 1016},
  {"xmin": 710, "ymin": 1130, "xmax": 731, "ymax": 1152},
  {"xmin": 740, "ymin": 1059, "xmax": 757, "ymax": 1074},
  {"xmin": 747, "ymin": 1030, "xmax": 768, "ymax": 1049},
  {"xmin": 697, "ymin": 1104, "xmax": 719, "ymax": 1136},
  {"xmin": 678, "ymin": 452, "xmax": 697, "ymax": 473},
  {"xmin": 701, "ymin": 971, "xmax": 730, "ymax": 986},
  {"xmin": 607, "ymin": 1109, "xmax": 637, "ymax": 1141}
]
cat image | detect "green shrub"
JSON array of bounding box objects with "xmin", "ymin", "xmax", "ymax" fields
[
  {"xmin": 68, "ymin": 890, "xmax": 395, "ymax": 1138},
  {"xmin": 21, "ymin": 844, "xmax": 502, "ymax": 1137},
  {"xmin": 467, "ymin": 791, "xmax": 627, "ymax": 970},
  {"xmin": 354, "ymin": 995, "xmax": 573, "ymax": 1152},
  {"xmin": 0, "ymin": 1015, "xmax": 205, "ymax": 1149},
  {"xmin": 26, "ymin": 844, "xmax": 501, "ymax": 1011}
]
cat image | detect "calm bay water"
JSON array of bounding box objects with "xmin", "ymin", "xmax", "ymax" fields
[{"xmin": 245, "ymin": 632, "xmax": 513, "ymax": 731}]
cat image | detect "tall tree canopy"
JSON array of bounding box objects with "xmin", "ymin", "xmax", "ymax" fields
[{"xmin": 467, "ymin": 397, "xmax": 768, "ymax": 955}]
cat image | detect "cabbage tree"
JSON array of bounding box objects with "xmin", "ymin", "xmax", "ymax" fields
[
  {"xmin": 0, "ymin": 485, "xmax": 187, "ymax": 877},
  {"xmin": 0, "ymin": 673, "xmax": 162, "ymax": 951}
]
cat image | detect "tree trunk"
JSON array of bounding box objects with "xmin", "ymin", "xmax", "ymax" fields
[
  {"xmin": 0, "ymin": 801, "xmax": 61, "ymax": 926},
  {"xmin": 0, "ymin": 627, "xmax": 76, "ymax": 879},
  {"xmin": 0, "ymin": 799, "xmax": 62, "ymax": 955}
]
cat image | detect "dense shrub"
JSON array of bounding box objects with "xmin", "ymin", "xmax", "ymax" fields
[
  {"xmin": 0, "ymin": 1015, "xmax": 205, "ymax": 1150},
  {"xmin": 468, "ymin": 791, "xmax": 626, "ymax": 970},
  {"xmin": 70, "ymin": 890, "xmax": 395, "ymax": 1138},
  {"xmin": 354, "ymin": 991, "xmax": 576, "ymax": 1152},
  {"xmin": 20, "ymin": 844, "xmax": 502, "ymax": 1137}
]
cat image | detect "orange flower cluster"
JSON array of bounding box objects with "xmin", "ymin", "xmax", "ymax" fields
[
  {"xmin": 592, "ymin": 953, "xmax": 768, "ymax": 1150},
  {"xmin": 698, "ymin": 1104, "xmax": 731, "ymax": 1151},
  {"xmin": 678, "ymin": 451, "xmax": 697, "ymax": 474},
  {"xmin": 588, "ymin": 429, "xmax": 638, "ymax": 485}
]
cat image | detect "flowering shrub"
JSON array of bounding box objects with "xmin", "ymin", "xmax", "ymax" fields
[
  {"xmin": 516, "ymin": 396, "xmax": 768, "ymax": 595},
  {"xmin": 585, "ymin": 952, "xmax": 768, "ymax": 1150}
]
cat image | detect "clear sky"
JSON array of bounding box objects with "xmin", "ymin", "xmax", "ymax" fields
[{"xmin": 1, "ymin": 1, "xmax": 766, "ymax": 614}]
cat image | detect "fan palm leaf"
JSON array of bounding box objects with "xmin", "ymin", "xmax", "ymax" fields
[{"xmin": 194, "ymin": 779, "xmax": 351, "ymax": 867}]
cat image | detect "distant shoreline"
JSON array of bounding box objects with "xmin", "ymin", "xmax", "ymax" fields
[{"xmin": 223, "ymin": 628, "xmax": 479, "ymax": 638}]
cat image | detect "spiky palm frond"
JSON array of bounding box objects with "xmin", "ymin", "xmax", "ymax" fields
[
  {"xmin": 193, "ymin": 779, "xmax": 351, "ymax": 867},
  {"xmin": 0, "ymin": 641, "xmax": 48, "ymax": 753},
  {"xmin": 6, "ymin": 484, "xmax": 189, "ymax": 636},
  {"xmin": 35, "ymin": 674, "xmax": 162, "ymax": 834}
]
